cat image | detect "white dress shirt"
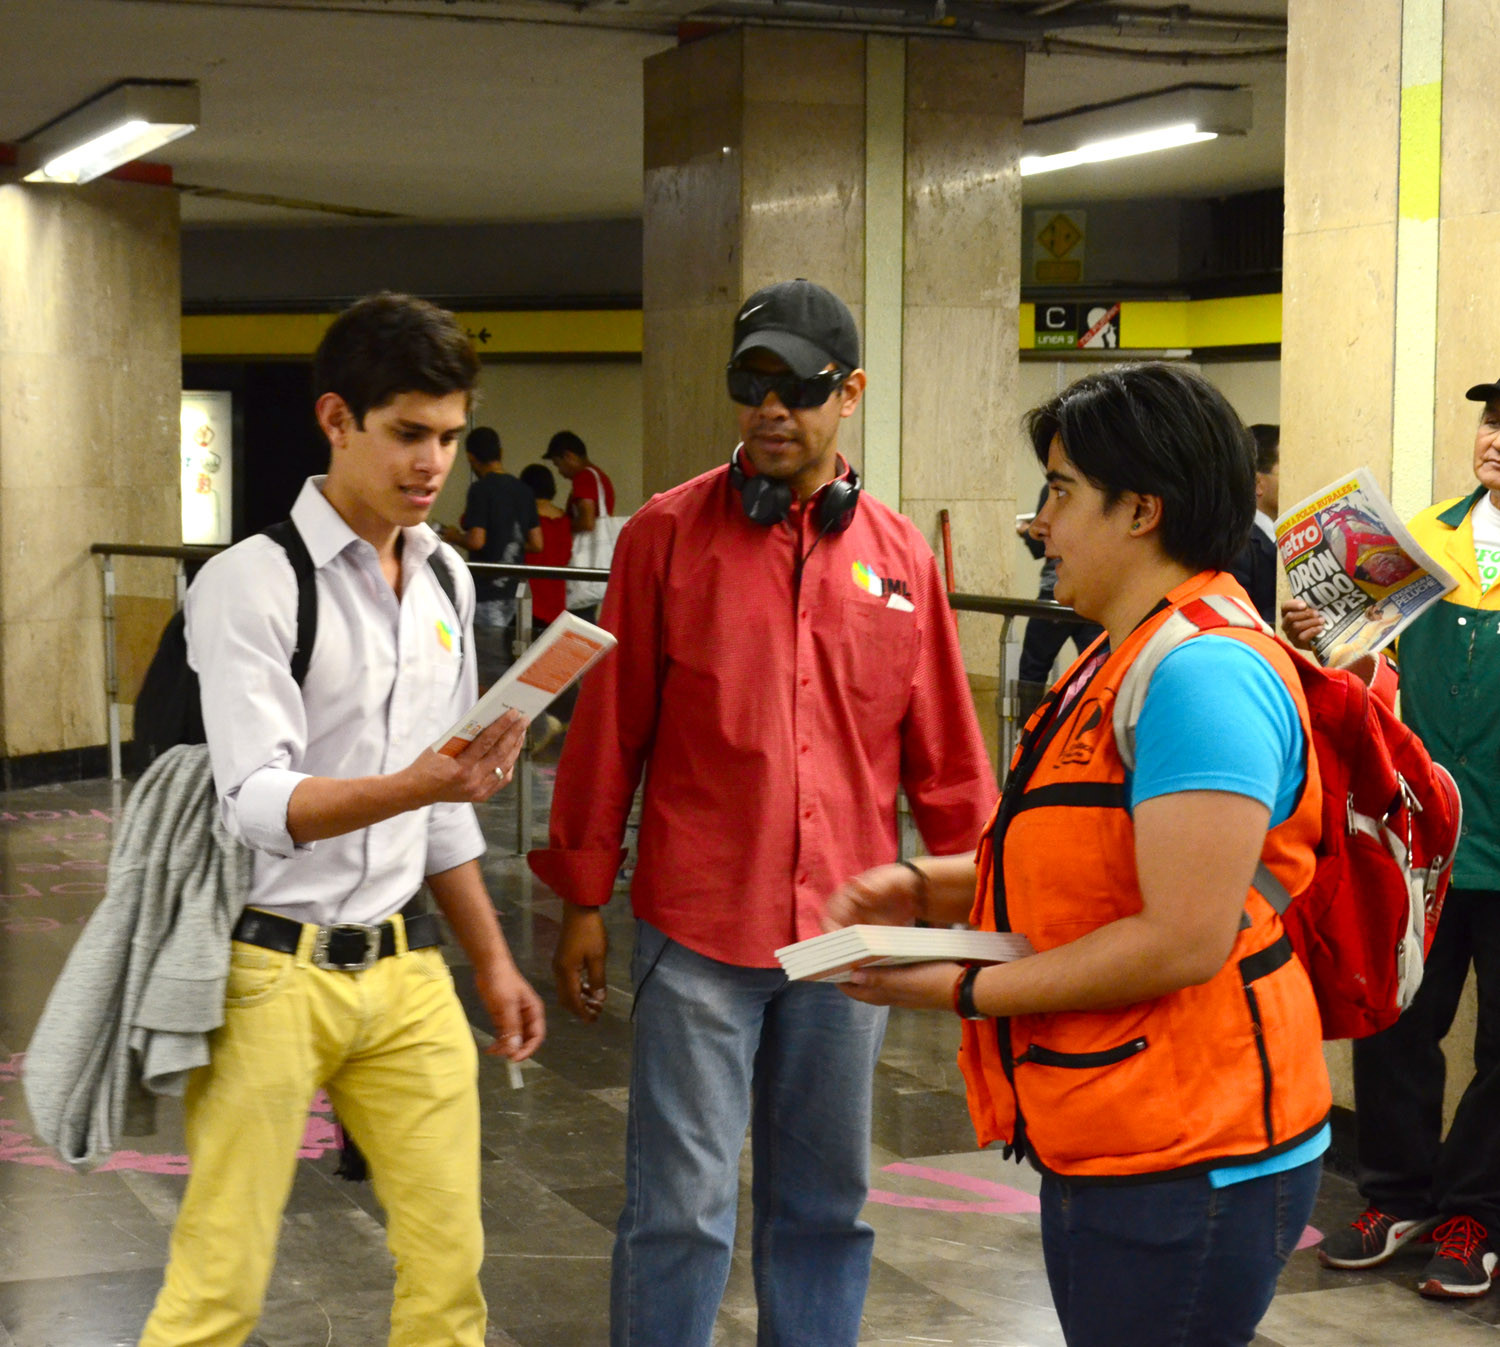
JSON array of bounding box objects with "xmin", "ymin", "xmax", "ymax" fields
[
  {"xmin": 1254, "ymin": 509, "xmax": 1276, "ymax": 543},
  {"xmin": 184, "ymin": 477, "xmax": 485, "ymax": 926}
]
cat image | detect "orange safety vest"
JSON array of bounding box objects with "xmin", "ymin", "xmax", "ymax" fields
[{"xmin": 959, "ymin": 571, "xmax": 1331, "ymax": 1180}]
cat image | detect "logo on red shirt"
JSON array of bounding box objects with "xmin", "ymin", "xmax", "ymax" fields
[{"xmin": 851, "ymin": 560, "xmax": 911, "ymax": 603}]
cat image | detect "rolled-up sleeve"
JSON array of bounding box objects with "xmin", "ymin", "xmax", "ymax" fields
[
  {"xmin": 231, "ymin": 767, "xmax": 312, "ymax": 858},
  {"xmin": 426, "ymin": 801, "xmax": 486, "ymax": 874},
  {"xmin": 184, "ymin": 541, "xmax": 314, "ymax": 860}
]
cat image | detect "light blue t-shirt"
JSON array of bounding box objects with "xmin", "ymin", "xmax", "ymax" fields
[
  {"xmin": 1128, "ymin": 637, "xmax": 1304, "ymax": 826},
  {"xmin": 1126, "ymin": 636, "xmax": 1327, "ymax": 1186}
]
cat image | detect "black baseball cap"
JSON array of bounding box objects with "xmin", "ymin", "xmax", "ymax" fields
[
  {"xmin": 1466, "ymin": 379, "xmax": 1500, "ymax": 403},
  {"xmin": 729, "ymin": 279, "xmax": 860, "ymax": 378}
]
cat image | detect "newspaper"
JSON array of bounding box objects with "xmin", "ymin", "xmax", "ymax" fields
[{"xmin": 1275, "ymin": 468, "xmax": 1455, "ymax": 667}]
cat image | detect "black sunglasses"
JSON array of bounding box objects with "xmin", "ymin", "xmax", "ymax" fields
[{"xmin": 726, "ymin": 366, "xmax": 847, "ymax": 410}]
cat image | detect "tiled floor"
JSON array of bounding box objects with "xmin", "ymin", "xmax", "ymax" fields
[{"xmin": 2, "ymin": 764, "xmax": 1499, "ymax": 1345}]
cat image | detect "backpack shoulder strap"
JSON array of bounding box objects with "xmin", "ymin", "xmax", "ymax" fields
[
  {"xmin": 427, "ymin": 545, "xmax": 459, "ymax": 613},
  {"xmin": 1112, "ymin": 593, "xmax": 1292, "ymax": 913},
  {"xmin": 262, "ymin": 519, "xmax": 318, "ymax": 687},
  {"xmin": 263, "ymin": 520, "xmax": 461, "ymax": 685},
  {"xmin": 1112, "ymin": 593, "xmax": 1269, "ymax": 772}
]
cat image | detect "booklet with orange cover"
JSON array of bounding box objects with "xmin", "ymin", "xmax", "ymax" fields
[{"xmin": 432, "ymin": 611, "xmax": 616, "ymax": 756}]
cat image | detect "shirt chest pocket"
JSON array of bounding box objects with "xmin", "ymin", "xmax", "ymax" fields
[
  {"xmin": 838, "ymin": 596, "xmax": 918, "ymax": 709},
  {"xmin": 387, "ymin": 616, "xmax": 466, "ymax": 745},
  {"xmin": 423, "ymin": 645, "xmax": 466, "ymax": 731}
]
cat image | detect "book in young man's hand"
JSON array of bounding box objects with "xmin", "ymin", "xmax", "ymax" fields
[
  {"xmin": 432, "ymin": 611, "xmax": 616, "ymax": 756},
  {"xmin": 775, "ymin": 925, "xmax": 1036, "ymax": 983}
]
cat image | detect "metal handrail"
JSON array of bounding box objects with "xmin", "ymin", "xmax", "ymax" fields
[
  {"xmin": 947, "ymin": 591, "xmax": 1089, "ymax": 622},
  {"xmin": 946, "ymin": 590, "xmax": 1093, "ymax": 773},
  {"xmin": 91, "ymin": 543, "xmax": 610, "ymax": 853},
  {"xmin": 91, "ymin": 541, "xmax": 1089, "ymax": 840},
  {"xmin": 88, "ymin": 541, "xmax": 608, "ymax": 583}
]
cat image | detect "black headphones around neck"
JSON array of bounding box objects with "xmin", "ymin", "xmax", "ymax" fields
[{"xmin": 728, "ymin": 447, "xmax": 862, "ymax": 535}]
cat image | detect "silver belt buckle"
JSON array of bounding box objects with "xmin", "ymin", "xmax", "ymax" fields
[{"xmin": 312, "ymin": 922, "xmax": 382, "ymax": 971}]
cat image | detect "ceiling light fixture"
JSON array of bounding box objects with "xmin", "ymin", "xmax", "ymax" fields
[
  {"xmin": 1021, "ymin": 84, "xmax": 1250, "ymax": 179},
  {"xmin": 1021, "ymin": 123, "xmax": 1219, "ymax": 177},
  {"xmin": 20, "ymin": 80, "xmax": 199, "ymax": 185}
]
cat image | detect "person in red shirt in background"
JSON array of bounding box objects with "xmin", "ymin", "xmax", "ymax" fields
[
  {"xmin": 544, "ymin": 430, "xmax": 617, "ymax": 623},
  {"xmin": 520, "ymin": 462, "xmax": 579, "ymax": 748},
  {"xmin": 518, "ymin": 463, "xmax": 573, "ymax": 626},
  {"xmin": 544, "ymin": 431, "xmax": 614, "ymax": 526},
  {"xmin": 529, "ymin": 279, "xmax": 996, "ymax": 1347}
]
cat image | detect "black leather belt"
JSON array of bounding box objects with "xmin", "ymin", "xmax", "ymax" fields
[{"xmin": 232, "ymin": 907, "xmax": 443, "ymax": 972}]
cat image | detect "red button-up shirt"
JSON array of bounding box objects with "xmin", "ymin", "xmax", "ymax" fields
[{"xmin": 528, "ymin": 463, "xmax": 997, "ymax": 968}]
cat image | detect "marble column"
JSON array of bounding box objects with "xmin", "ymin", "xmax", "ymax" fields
[
  {"xmin": 899, "ymin": 37, "xmax": 1024, "ymax": 686},
  {"xmin": 0, "ymin": 179, "xmax": 180, "ymax": 766},
  {"xmin": 642, "ymin": 28, "xmax": 1024, "ymax": 730},
  {"xmin": 1432, "ymin": 0, "xmax": 1500, "ymax": 502},
  {"xmin": 1283, "ymin": 0, "xmax": 1500, "ymax": 1126},
  {"xmin": 642, "ymin": 28, "xmax": 867, "ymax": 498}
]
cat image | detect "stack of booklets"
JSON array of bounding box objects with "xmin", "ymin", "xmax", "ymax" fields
[{"xmin": 776, "ymin": 925, "xmax": 1036, "ymax": 983}]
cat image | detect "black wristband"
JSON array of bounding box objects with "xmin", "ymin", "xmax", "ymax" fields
[
  {"xmin": 898, "ymin": 858, "xmax": 929, "ymax": 914},
  {"xmin": 956, "ymin": 963, "xmax": 987, "ymax": 1020}
]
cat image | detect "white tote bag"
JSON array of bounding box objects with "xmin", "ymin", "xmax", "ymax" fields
[{"xmin": 566, "ymin": 466, "xmax": 626, "ymax": 611}]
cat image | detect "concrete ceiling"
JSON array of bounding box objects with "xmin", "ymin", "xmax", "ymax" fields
[{"xmin": 0, "ymin": 0, "xmax": 1287, "ymax": 228}]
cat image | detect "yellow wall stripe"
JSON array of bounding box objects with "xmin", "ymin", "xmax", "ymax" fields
[
  {"xmin": 1398, "ymin": 81, "xmax": 1443, "ymax": 221},
  {"xmin": 183, "ymin": 309, "xmax": 645, "ymax": 358},
  {"xmin": 1017, "ymin": 302, "xmax": 1035, "ymax": 348},
  {"xmin": 186, "ymin": 299, "xmax": 1282, "ymax": 359},
  {"xmin": 1389, "ymin": 0, "xmax": 1444, "ymax": 522},
  {"xmin": 1024, "ymin": 293, "xmax": 1282, "ymax": 351}
]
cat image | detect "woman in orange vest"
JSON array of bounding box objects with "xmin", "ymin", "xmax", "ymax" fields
[{"xmin": 824, "ymin": 363, "xmax": 1330, "ymax": 1347}]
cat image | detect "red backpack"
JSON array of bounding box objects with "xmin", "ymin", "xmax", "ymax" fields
[{"xmin": 1115, "ymin": 594, "xmax": 1462, "ymax": 1040}]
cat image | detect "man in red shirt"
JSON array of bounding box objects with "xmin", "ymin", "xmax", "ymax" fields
[
  {"xmin": 530, "ymin": 279, "xmax": 996, "ymax": 1347},
  {"xmin": 543, "ymin": 429, "xmax": 616, "ymax": 535},
  {"xmin": 544, "ymin": 429, "xmax": 617, "ymax": 620}
]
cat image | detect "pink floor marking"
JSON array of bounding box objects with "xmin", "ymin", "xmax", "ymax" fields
[
  {"xmin": 0, "ymin": 1061, "xmax": 341, "ymax": 1173},
  {"xmin": 867, "ymin": 1160, "xmax": 1042, "ymax": 1214},
  {"xmin": 870, "ymin": 1161, "xmax": 1329, "ymax": 1247}
]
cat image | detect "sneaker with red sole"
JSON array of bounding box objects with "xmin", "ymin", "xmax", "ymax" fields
[
  {"xmin": 1418, "ymin": 1216, "xmax": 1498, "ymax": 1298},
  {"xmin": 1318, "ymin": 1207, "xmax": 1438, "ymax": 1269}
]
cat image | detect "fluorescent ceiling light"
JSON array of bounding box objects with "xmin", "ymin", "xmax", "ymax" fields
[
  {"xmin": 19, "ymin": 81, "xmax": 199, "ymax": 185},
  {"xmin": 1021, "ymin": 84, "xmax": 1249, "ymax": 179},
  {"xmin": 1021, "ymin": 123, "xmax": 1218, "ymax": 177},
  {"xmin": 28, "ymin": 119, "xmax": 195, "ymax": 184}
]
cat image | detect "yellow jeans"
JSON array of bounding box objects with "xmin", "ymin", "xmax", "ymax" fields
[{"xmin": 139, "ymin": 915, "xmax": 485, "ymax": 1347}]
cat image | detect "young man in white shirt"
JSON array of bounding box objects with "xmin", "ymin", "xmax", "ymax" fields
[{"xmin": 139, "ymin": 293, "xmax": 546, "ymax": 1347}]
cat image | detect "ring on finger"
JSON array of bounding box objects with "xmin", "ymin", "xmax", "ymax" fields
[{"xmin": 494, "ymin": 766, "xmax": 506, "ymax": 779}]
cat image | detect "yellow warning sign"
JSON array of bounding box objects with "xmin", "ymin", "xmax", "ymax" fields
[
  {"xmin": 1037, "ymin": 213, "xmax": 1083, "ymax": 259},
  {"xmin": 1034, "ymin": 260, "xmax": 1083, "ymax": 284}
]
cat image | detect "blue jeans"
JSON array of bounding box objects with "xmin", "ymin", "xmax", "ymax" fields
[
  {"xmin": 611, "ymin": 921, "xmax": 888, "ymax": 1347},
  {"xmin": 1039, "ymin": 1159, "xmax": 1320, "ymax": 1347}
]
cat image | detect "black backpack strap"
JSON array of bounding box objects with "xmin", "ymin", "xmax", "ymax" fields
[
  {"xmin": 261, "ymin": 523, "xmax": 458, "ymax": 685},
  {"xmin": 262, "ymin": 519, "xmax": 318, "ymax": 687},
  {"xmin": 427, "ymin": 544, "xmax": 458, "ymax": 615}
]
